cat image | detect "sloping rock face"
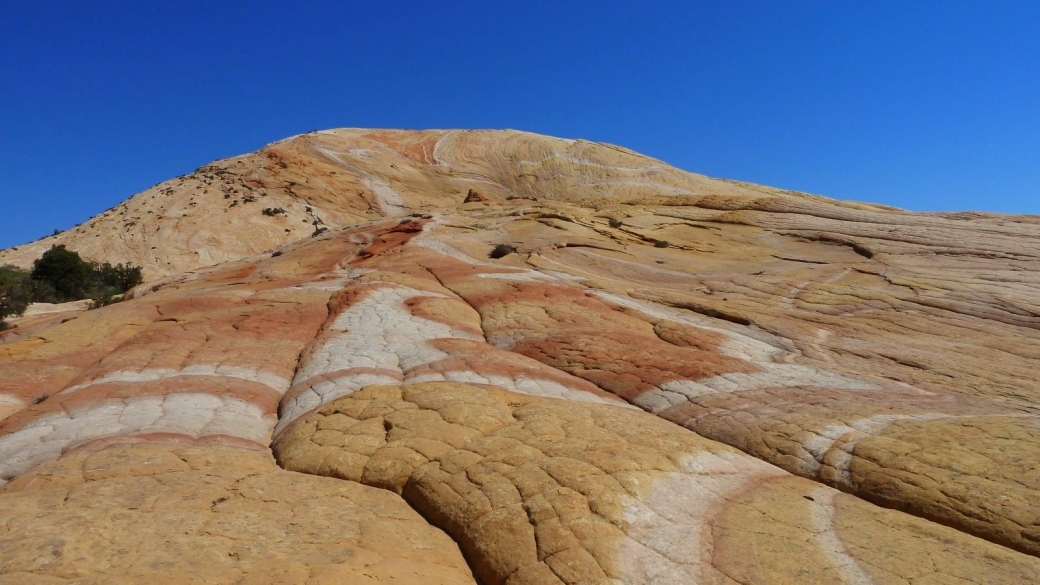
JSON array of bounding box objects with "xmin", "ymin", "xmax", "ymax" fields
[
  {"xmin": 2, "ymin": 129, "xmax": 1039, "ymax": 583},
  {"xmin": 0, "ymin": 444, "xmax": 476, "ymax": 585},
  {"xmin": 277, "ymin": 382, "xmax": 1040, "ymax": 585},
  {"xmin": 0, "ymin": 129, "xmax": 846, "ymax": 280}
]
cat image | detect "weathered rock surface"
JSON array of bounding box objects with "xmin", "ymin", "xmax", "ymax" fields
[
  {"xmin": 0, "ymin": 129, "xmax": 789, "ymax": 280},
  {"xmin": 2, "ymin": 128, "xmax": 1039, "ymax": 582},
  {"xmin": 0, "ymin": 443, "xmax": 476, "ymax": 584},
  {"xmin": 464, "ymin": 189, "xmax": 488, "ymax": 203},
  {"xmin": 274, "ymin": 382, "xmax": 1040, "ymax": 585},
  {"xmin": 0, "ymin": 230, "xmax": 365, "ymax": 483}
]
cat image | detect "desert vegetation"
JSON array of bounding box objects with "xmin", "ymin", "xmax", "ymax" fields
[
  {"xmin": 0, "ymin": 265, "xmax": 32, "ymax": 330},
  {"xmin": 0, "ymin": 245, "xmax": 144, "ymax": 329}
]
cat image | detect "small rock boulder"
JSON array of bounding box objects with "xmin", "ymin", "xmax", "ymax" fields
[{"xmin": 463, "ymin": 189, "xmax": 487, "ymax": 203}]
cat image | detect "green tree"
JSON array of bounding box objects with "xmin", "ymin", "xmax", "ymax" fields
[
  {"xmin": 0, "ymin": 266, "xmax": 32, "ymax": 330},
  {"xmin": 94, "ymin": 262, "xmax": 143, "ymax": 292},
  {"xmin": 31, "ymin": 245, "xmax": 93, "ymax": 302}
]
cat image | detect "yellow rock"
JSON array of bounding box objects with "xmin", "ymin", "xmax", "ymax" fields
[
  {"xmin": 0, "ymin": 443, "xmax": 476, "ymax": 585},
  {"xmin": 2, "ymin": 128, "xmax": 1039, "ymax": 580},
  {"xmin": 275, "ymin": 382, "xmax": 1040, "ymax": 584}
]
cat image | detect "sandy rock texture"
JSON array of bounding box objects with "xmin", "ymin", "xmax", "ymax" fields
[
  {"xmin": 1, "ymin": 128, "xmax": 1038, "ymax": 581},
  {"xmin": 0, "ymin": 129, "xmax": 826, "ymax": 280},
  {"xmin": 0, "ymin": 224, "xmax": 376, "ymax": 483},
  {"xmin": 274, "ymin": 382, "xmax": 1040, "ymax": 585},
  {"xmin": 0, "ymin": 443, "xmax": 476, "ymax": 584}
]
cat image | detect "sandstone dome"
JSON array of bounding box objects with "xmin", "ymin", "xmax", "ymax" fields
[{"xmin": 1, "ymin": 129, "xmax": 1038, "ymax": 584}]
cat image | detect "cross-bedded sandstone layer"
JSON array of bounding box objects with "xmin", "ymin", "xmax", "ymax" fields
[
  {"xmin": 275, "ymin": 382, "xmax": 1040, "ymax": 585},
  {"xmin": 2, "ymin": 129, "xmax": 1039, "ymax": 582}
]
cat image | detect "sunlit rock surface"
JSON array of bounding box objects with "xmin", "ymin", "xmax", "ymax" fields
[
  {"xmin": 0, "ymin": 443, "xmax": 476, "ymax": 585},
  {"xmin": 276, "ymin": 383, "xmax": 1039, "ymax": 585},
  {"xmin": 2, "ymin": 128, "xmax": 1039, "ymax": 583}
]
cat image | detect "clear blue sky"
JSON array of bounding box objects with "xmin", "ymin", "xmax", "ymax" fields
[{"xmin": 3, "ymin": 1, "xmax": 1038, "ymax": 248}]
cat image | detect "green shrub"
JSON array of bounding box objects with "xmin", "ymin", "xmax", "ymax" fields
[
  {"xmin": 31, "ymin": 245, "xmax": 93, "ymax": 302},
  {"xmin": 26, "ymin": 245, "xmax": 143, "ymax": 308},
  {"xmin": 87, "ymin": 289, "xmax": 119, "ymax": 310},
  {"xmin": 28, "ymin": 278, "xmax": 58, "ymax": 304},
  {"xmin": 0, "ymin": 265, "xmax": 32, "ymax": 330},
  {"xmin": 94, "ymin": 262, "xmax": 143, "ymax": 292}
]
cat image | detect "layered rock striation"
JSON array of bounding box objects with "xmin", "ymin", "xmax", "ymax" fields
[{"xmin": 2, "ymin": 129, "xmax": 1039, "ymax": 583}]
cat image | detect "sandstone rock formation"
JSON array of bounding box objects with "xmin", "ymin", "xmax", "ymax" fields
[
  {"xmin": 1, "ymin": 128, "xmax": 1038, "ymax": 583},
  {"xmin": 0, "ymin": 129, "xmax": 857, "ymax": 280},
  {"xmin": 276, "ymin": 383, "xmax": 1040, "ymax": 585},
  {"xmin": 0, "ymin": 443, "xmax": 476, "ymax": 584},
  {"xmin": 463, "ymin": 189, "xmax": 488, "ymax": 203}
]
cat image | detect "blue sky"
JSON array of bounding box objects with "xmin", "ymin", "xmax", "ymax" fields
[{"xmin": 2, "ymin": 1, "xmax": 1038, "ymax": 249}]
